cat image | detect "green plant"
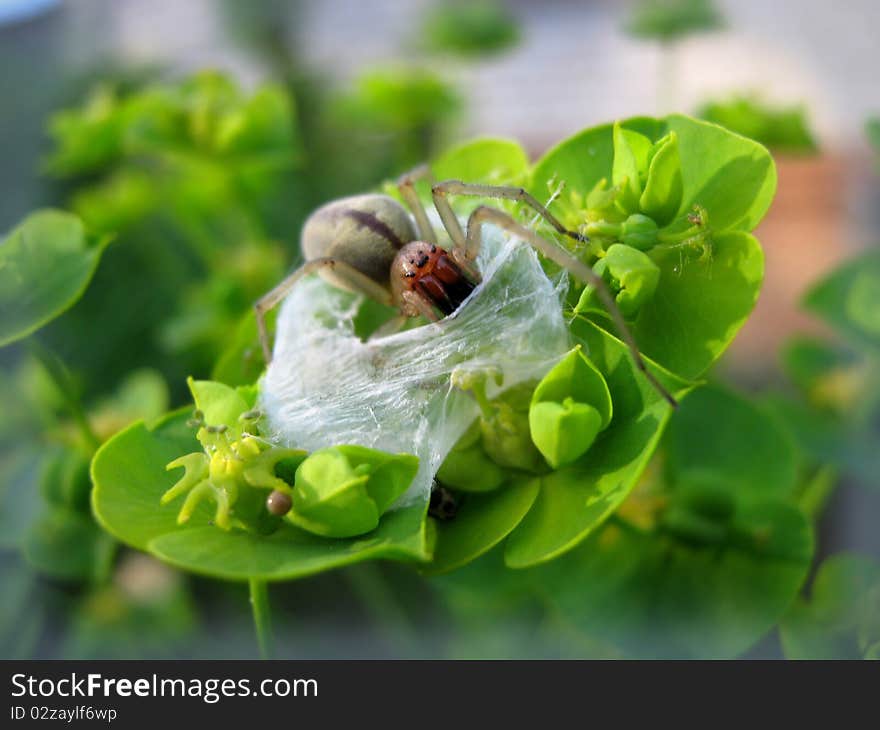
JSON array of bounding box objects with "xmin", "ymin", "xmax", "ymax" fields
[{"xmin": 75, "ymin": 114, "xmax": 779, "ymax": 655}]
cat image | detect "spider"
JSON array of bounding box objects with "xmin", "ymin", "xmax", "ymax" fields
[{"xmin": 254, "ymin": 167, "xmax": 676, "ymax": 407}]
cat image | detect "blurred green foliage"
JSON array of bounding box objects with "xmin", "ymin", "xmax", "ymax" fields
[
  {"xmin": 421, "ymin": 0, "xmax": 520, "ymax": 57},
  {"xmin": 332, "ymin": 68, "xmax": 462, "ymax": 174},
  {"xmin": 867, "ymin": 117, "xmax": 880, "ymax": 155},
  {"xmin": 625, "ymin": 0, "xmax": 724, "ymax": 43},
  {"xmin": 0, "ymin": 28, "xmax": 464, "ymax": 657},
  {"xmin": 698, "ymin": 95, "xmax": 818, "ymax": 154},
  {"xmin": 1, "ymin": 3, "xmax": 877, "ymax": 657}
]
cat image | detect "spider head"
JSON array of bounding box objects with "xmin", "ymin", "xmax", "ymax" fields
[{"xmin": 391, "ymin": 241, "xmax": 476, "ymax": 317}]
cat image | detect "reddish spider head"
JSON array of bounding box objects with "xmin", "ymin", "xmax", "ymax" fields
[{"xmin": 390, "ymin": 241, "xmax": 476, "ymax": 317}]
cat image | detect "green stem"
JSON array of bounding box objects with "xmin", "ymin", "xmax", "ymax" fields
[
  {"xmin": 249, "ymin": 578, "xmax": 273, "ymax": 659},
  {"xmin": 29, "ymin": 340, "xmax": 100, "ymax": 452},
  {"xmin": 470, "ymin": 379, "xmax": 495, "ymax": 421}
]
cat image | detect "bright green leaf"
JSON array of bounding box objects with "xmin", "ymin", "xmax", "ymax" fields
[
  {"xmin": 635, "ymin": 230, "xmax": 763, "ymax": 378},
  {"xmin": 529, "ymin": 346, "xmax": 612, "ymax": 468},
  {"xmin": 432, "ymin": 137, "xmax": 529, "ymax": 185},
  {"xmin": 91, "ymin": 412, "xmax": 431, "ymax": 581},
  {"xmin": 504, "ymin": 321, "xmax": 691, "ymax": 568},
  {"xmin": 640, "ymin": 132, "xmax": 683, "ymax": 225},
  {"xmin": 664, "ymin": 114, "xmax": 776, "ymax": 233},
  {"xmin": 187, "ymin": 377, "xmax": 250, "ymax": 431},
  {"xmin": 612, "ymin": 123, "xmax": 652, "ymax": 213}
]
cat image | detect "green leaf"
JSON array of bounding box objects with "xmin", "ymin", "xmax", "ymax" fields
[
  {"xmin": 664, "ymin": 114, "xmax": 776, "ymax": 233},
  {"xmin": 640, "ymin": 132, "xmax": 683, "ymax": 225},
  {"xmin": 781, "ymin": 553, "xmax": 880, "ymax": 659},
  {"xmin": 211, "ymin": 313, "xmax": 266, "ymax": 387},
  {"xmin": 541, "ymin": 499, "xmax": 813, "ymax": 658},
  {"xmin": 0, "ymin": 210, "xmax": 110, "ymax": 347},
  {"xmin": 635, "ymin": 230, "xmax": 764, "ymax": 378},
  {"xmin": 187, "ymin": 377, "xmax": 250, "ymax": 430},
  {"xmin": 529, "ymin": 401, "xmax": 603, "ymax": 471},
  {"xmin": 91, "ymin": 412, "xmax": 431, "ymax": 581},
  {"xmin": 504, "ymin": 321, "xmax": 691, "ymax": 568},
  {"xmin": 529, "ymin": 116, "xmax": 771, "ymax": 378},
  {"xmin": 531, "ymin": 115, "xmax": 775, "ymax": 235},
  {"xmin": 531, "ymin": 347, "xmax": 612, "ymax": 425},
  {"xmin": 432, "ymin": 137, "xmax": 529, "ymax": 185},
  {"xmin": 529, "ymin": 346, "xmax": 612, "ymax": 468},
  {"xmin": 666, "ymin": 385, "xmax": 798, "ymax": 498},
  {"xmin": 420, "ymin": 136, "xmax": 530, "ymax": 216},
  {"xmin": 337, "ymin": 68, "xmax": 461, "ymax": 133},
  {"xmin": 803, "ymin": 250, "xmax": 880, "ymax": 352},
  {"xmin": 426, "ymin": 478, "xmax": 540, "ymax": 575},
  {"xmin": 529, "ymin": 119, "xmax": 662, "ymax": 224}
]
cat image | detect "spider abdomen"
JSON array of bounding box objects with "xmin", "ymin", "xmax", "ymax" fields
[{"xmin": 301, "ymin": 194, "xmax": 416, "ymax": 287}]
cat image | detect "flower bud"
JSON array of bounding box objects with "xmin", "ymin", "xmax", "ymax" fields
[
  {"xmin": 576, "ymin": 243, "xmax": 660, "ymax": 319},
  {"xmin": 620, "ymin": 214, "xmax": 659, "ymax": 251},
  {"xmin": 478, "ymin": 383, "xmax": 546, "ymax": 473},
  {"xmin": 528, "ymin": 347, "xmax": 612, "ymax": 468},
  {"xmin": 436, "ymin": 421, "xmax": 507, "ymax": 492},
  {"xmin": 289, "ymin": 445, "xmax": 418, "ymax": 538}
]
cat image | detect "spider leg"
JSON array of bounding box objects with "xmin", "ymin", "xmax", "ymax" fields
[
  {"xmin": 401, "ymin": 290, "xmax": 441, "ymax": 323},
  {"xmin": 371, "ymin": 313, "xmax": 409, "ymax": 339},
  {"xmin": 432, "ymin": 180, "xmax": 588, "ymax": 259},
  {"xmin": 397, "ymin": 164, "xmax": 436, "ymax": 243},
  {"xmin": 463, "ymin": 206, "xmax": 677, "ymax": 408},
  {"xmin": 255, "ymin": 257, "xmax": 392, "ymax": 364}
]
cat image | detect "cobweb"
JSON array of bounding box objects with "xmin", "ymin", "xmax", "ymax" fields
[{"xmin": 259, "ymin": 225, "xmax": 571, "ymax": 506}]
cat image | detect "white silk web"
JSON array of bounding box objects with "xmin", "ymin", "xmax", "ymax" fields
[{"xmin": 259, "ymin": 226, "xmax": 571, "ymax": 506}]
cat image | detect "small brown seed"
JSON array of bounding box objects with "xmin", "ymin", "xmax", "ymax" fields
[{"xmin": 266, "ymin": 489, "xmax": 292, "ymax": 516}]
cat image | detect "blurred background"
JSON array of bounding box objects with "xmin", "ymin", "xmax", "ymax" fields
[{"xmin": 1, "ymin": 0, "xmax": 878, "ymax": 659}]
